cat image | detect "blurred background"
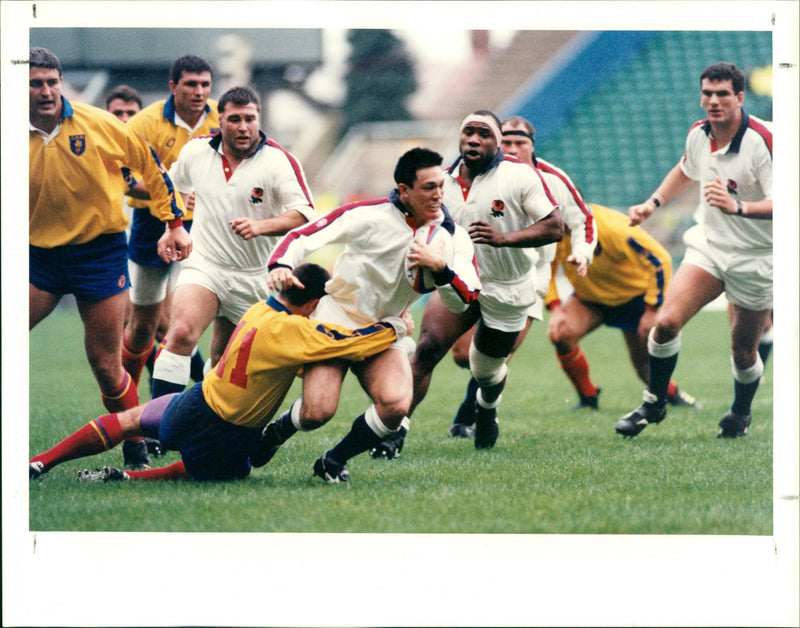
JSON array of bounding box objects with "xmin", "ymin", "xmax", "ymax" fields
[{"xmin": 31, "ymin": 27, "xmax": 773, "ymax": 265}]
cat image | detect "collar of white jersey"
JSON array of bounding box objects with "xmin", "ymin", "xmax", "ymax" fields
[
  {"xmin": 208, "ymin": 130, "xmax": 268, "ymax": 157},
  {"xmin": 701, "ymin": 109, "xmax": 751, "ymax": 154}
]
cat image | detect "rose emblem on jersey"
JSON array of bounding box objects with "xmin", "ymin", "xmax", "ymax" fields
[
  {"xmin": 490, "ymin": 199, "xmax": 505, "ymax": 218},
  {"xmin": 250, "ymin": 187, "xmax": 264, "ymax": 204},
  {"xmin": 726, "ymin": 179, "xmax": 738, "ymax": 195},
  {"xmin": 69, "ymin": 135, "xmax": 86, "ymax": 156}
]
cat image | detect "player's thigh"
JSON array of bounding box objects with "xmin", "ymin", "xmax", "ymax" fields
[
  {"xmin": 355, "ymin": 347, "xmax": 413, "ymax": 410},
  {"xmin": 76, "ymin": 290, "xmax": 128, "ymax": 359},
  {"xmin": 550, "ymin": 296, "xmax": 603, "ymax": 343},
  {"xmin": 29, "ymin": 284, "xmax": 61, "ymax": 329},
  {"xmin": 657, "ymin": 263, "xmax": 724, "ymax": 336},
  {"xmin": 301, "ymin": 359, "xmax": 349, "ymax": 422},
  {"xmin": 167, "ymin": 283, "xmax": 220, "ymax": 347},
  {"xmin": 209, "ymin": 316, "xmax": 238, "ymax": 366},
  {"xmin": 416, "ymin": 292, "xmax": 479, "ymax": 368}
]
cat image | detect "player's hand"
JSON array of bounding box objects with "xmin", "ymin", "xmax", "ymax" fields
[
  {"xmin": 268, "ymin": 267, "xmax": 302, "ymax": 292},
  {"xmin": 628, "ymin": 201, "xmax": 655, "ymax": 226},
  {"xmin": 229, "ymin": 217, "xmax": 261, "ymax": 240},
  {"xmin": 468, "ymin": 220, "xmax": 506, "ymax": 247},
  {"xmin": 158, "ymin": 225, "xmax": 192, "ymax": 263},
  {"xmin": 566, "ymin": 253, "xmax": 588, "ymax": 277},
  {"xmin": 703, "ymin": 177, "xmax": 736, "ymax": 214},
  {"xmin": 407, "ymin": 239, "xmax": 446, "ymax": 273}
]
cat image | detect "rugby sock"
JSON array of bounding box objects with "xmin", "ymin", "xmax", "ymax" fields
[
  {"xmin": 452, "ymin": 377, "xmax": 479, "ymax": 426},
  {"xmin": 647, "ymin": 329, "xmax": 680, "ymax": 404},
  {"xmin": 556, "ymin": 346, "xmax": 598, "ymax": 398},
  {"xmin": 731, "ymin": 356, "xmax": 763, "ymax": 416},
  {"xmin": 102, "ymin": 372, "xmax": 139, "ymax": 412},
  {"xmin": 126, "ymin": 460, "xmax": 189, "ymax": 481},
  {"xmin": 190, "ymin": 345, "xmax": 206, "ymax": 382},
  {"xmin": 758, "ymin": 326, "xmax": 773, "ymax": 368},
  {"xmin": 30, "ymin": 413, "xmax": 124, "ymax": 472},
  {"xmin": 328, "ymin": 405, "xmax": 392, "ymax": 464},
  {"xmin": 151, "ymin": 349, "xmax": 191, "ymax": 398},
  {"xmin": 121, "ymin": 336, "xmax": 154, "ymax": 386}
]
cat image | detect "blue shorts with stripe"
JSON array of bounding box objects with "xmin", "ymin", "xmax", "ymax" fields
[
  {"xmin": 128, "ymin": 207, "xmax": 192, "ymax": 268},
  {"xmin": 585, "ymin": 294, "xmax": 648, "ymax": 333},
  {"xmin": 29, "ymin": 232, "xmax": 130, "ymax": 301},
  {"xmin": 147, "ymin": 382, "xmax": 261, "ymax": 481}
]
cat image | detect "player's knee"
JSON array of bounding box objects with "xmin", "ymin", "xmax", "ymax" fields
[
  {"xmin": 412, "ymin": 331, "xmax": 450, "ymax": 375},
  {"xmin": 299, "ymin": 400, "xmax": 336, "ymax": 429},
  {"xmin": 731, "ymin": 346, "xmax": 759, "ymax": 372},
  {"xmin": 451, "ymin": 344, "xmax": 469, "ymax": 368},
  {"xmin": 654, "ymin": 310, "xmax": 682, "ymax": 341},
  {"xmin": 469, "ymin": 343, "xmax": 508, "ymax": 387},
  {"xmin": 165, "ymin": 321, "xmax": 199, "ymax": 353}
]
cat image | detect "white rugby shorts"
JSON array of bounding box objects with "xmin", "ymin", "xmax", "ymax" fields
[
  {"xmin": 682, "ymin": 225, "xmax": 773, "ymax": 311},
  {"xmin": 175, "ymin": 253, "xmax": 272, "ymax": 323},
  {"xmin": 128, "ymin": 259, "xmax": 182, "ymax": 306}
]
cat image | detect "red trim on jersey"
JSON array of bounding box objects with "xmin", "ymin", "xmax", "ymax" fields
[
  {"xmin": 220, "ymin": 154, "xmax": 234, "ymax": 182},
  {"xmin": 266, "ymin": 138, "xmax": 316, "ymax": 209},
  {"xmin": 747, "ymin": 117, "xmax": 772, "ymax": 157},
  {"xmin": 537, "ymin": 159, "xmax": 595, "ymax": 245}
]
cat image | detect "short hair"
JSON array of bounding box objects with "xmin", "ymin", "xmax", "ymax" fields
[
  {"xmin": 105, "ymin": 84, "xmax": 142, "ymax": 110},
  {"xmin": 169, "ymin": 54, "xmax": 213, "ymax": 84},
  {"xmin": 29, "ymin": 47, "xmax": 62, "ymax": 75},
  {"xmin": 281, "ymin": 263, "xmax": 330, "ymax": 305},
  {"xmin": 393, "ymin": 147, "xmax": 443, "ymax": 187},
  {"xmin": 502, "ymin": 116, "xmax": 536, "ymax": 141},
  {"xmin": 218, "ymin": 86, "xmax": 260, "ymax": 114},
  {"xmin": 700, "ymin": 62, "xmax": 745, "ymax": 95}
]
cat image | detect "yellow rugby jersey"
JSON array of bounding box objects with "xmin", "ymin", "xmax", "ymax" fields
[
  {"xmin": 203, "ymin": 296, "xmax": 400, "ymax": 429},
  {"xmin": 30, "ymin": 98, "xmax": 184, "ymax": 247},
  {"xmin": 126, "ymin": 96, "xmax": 220, "ymax": 220},
  {"xmin": 546, "ymin": 204, "xmax": 672, "ymax": 308}
]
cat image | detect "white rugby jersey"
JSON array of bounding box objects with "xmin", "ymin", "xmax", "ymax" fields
[
  {"xmin": 269, "ymin": 191, "xmax": 481, "ymax": 327},
  {"xmin": 680, "ymin": 110, "xmax": 772, "ymax": 253},
  {"xmin": 443, "ymin": 152, "xmax": 559, "ymax": 299},
  {"xmin": 169, "ymin": 132, "xmax": 317, "ymax": 270}
]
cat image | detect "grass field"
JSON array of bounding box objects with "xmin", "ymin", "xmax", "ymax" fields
[{"xmin": 27, "ymin": 301, "xmax": 773, "ymax": 535}]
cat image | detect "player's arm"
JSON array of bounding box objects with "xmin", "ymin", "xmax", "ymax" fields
[
  {"xmin": 434, "ymin": 227, "xmax": 481, "ymax": 311},
  {"xmin": 704, "ymin": 179, "xmax": 773, "ymax": 219},
  {"xmin": 469, "ymin": 208, "xmax": 563, "ymax": 248},
  {"xmin": 628, "ymin": 163, "xmax": 693, "ymax": 226},
  {"xmin": 229, "ymin": 209, "xmax": 309, "ymax": 241}
]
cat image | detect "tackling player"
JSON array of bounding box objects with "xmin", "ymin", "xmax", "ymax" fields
[
  {"xmin": 29, "ymin": 48, "xmax": 189, "ymax": 428},
  {"xmin": 617, "ymin": 61, "xmax": 772, "ymax": 438},
  {"xmin": 29, "ymin": 264, "xmax": 413, "ymax": 483}
]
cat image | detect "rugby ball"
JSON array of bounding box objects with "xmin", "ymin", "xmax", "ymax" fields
[{"xmin": 404, "ymin": 224, "xmax": 454, "ymax": 293}]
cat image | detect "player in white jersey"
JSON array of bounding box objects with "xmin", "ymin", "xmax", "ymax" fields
[
  {"xmin": 377, "ymin": 110, "xmax": 563, "ymax": 454},
  {"xmin": 260, "ymin": 147, "xmax": 481, "ymax": 482},
  {"xmin": 617, "ymin": 62, "xmax": 772, "ymax": 439},
  {"xmin": 151, "ymin": 86, "xmax": 317, "ymax": 399}
]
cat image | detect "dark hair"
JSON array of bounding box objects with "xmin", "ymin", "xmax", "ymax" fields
[
  {"xmin": 169, "ymin": 54, "xmax": 213, "ymax": 84},
  {"xmin": 281, "ymin": 263, "xmax": 330, "ymax": 305},
  {"xmin": 218, "ymin": 86, "xmax": 260, "ymax": 114},
  {"xmin": 700, "ymin": 62, "xmax": 745, "ymax": 95},
  {"xmin": 502, "ymin": 116, "xmax": 536, "ymax": 141},
  {"xmin": 29, "ymin": 47, "xmax": 62, "ymax": 75},
  {"xmin": 393, "ymin": 147, "xmax": 443, "ymax": 187},
  {"xmin": 105, "ymin": 84, "xmax": 142, "ymax": 110}
]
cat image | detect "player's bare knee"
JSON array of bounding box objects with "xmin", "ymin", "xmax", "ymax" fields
[{"xmin": 412, "ymin": 333, "xmax": 449, "ymax": 375}]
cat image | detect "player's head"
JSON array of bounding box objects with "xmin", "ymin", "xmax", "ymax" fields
[
  {"xmin": 29, "ymin": 48, "xmax": 63, "ymax": 124},
  {"xmin": 501, "ymin": 116, "xmax": 536, "ymax": 166},
  {"xmin": 459, "ymin": 109, "xmax": 502, "ymax": 173},
  {"xmin": 169, "ymin": 55, "xmax": 213, "ymax": 121},
  {"xmin": 218, "ymin": 86, "xmax": 261, "ymax": 158},
  {"xmin": 105, "ymin": 84, "xmax": 142, "ymax": 122},
  {"xmin": 699, "ymin": 62, "xmax": 745, "ymax": 125},
  {"xmin": 394, "ymin": 148, "xmax": 445, "ymax": 227},
  {"xmin": 700, "ymin": 62, "xmax": 745, "ymax": 95},
  {"xmin": 280, "ymin": 263, "xmax": 331, "ymax": 315},
  {"xmin": 169, "ymin": 54, "xmax": 213, "ymax": 84}
]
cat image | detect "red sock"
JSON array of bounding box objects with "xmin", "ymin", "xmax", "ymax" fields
[
  {"xmin": 557, "ymin": 346, "xmax": 598, "ymax": 398},
  {"xmin": 102, "ymin": 371, "xmax": 139, "ymax": 412},
  {"xmin": 122, "ymin": 336, "xmax": 154, "ymax": 386},
  {"xmin": 667, "ymin": 380, "xmax": 678, "ymax": 399},
  {"xmin": 126, "ymin": 460, "xmax": 189, "ymax": 481},
  {"xmin": 31, "ymin": 414, "xmax": 124, "ymax": 472}
]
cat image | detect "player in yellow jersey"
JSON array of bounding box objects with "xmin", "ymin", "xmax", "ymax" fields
[
  {"xmin": 29, "ymin": 264, "xmax": 413, "ymax": 483},
  {"xmin": 545, "ymin": 204, "xmax": 698, "ymax": 410},
  {"xmin": 29, "ymin": 48, "xmax": 190, "ymax": 430},
  {"xmin": 122, "ymin": 56, "xmax": 220, "ymax": 401}
]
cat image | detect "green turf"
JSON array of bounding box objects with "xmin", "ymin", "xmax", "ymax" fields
[{"xmin": 29, "ymin": 303, "xmax": 772, "ymax": 534}]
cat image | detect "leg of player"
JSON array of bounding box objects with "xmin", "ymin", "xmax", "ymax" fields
[
  {"xmin": 616, "ymin": 265, "xmax": 723, "ymax": 437},
  {"xmin": 718, "ymin": 305, "xmax": 771, "ymax": 438},
  {"xmin": 208, "ymin": 315, "xmax": 239, "ymax": 370},
  {"xmin": 547, "ymin": 296, "xmax": 603, "ymax": 410},
  {"xmin": 448, "ymin": 326, "xmax": 477, "ymax": 436},
  {"xmin": 29, "ymin": 284, "xmax": 62, "ymax": 330},
  {"xmin": 151, "ymin": 284, "xmax": 219, "ymax": 398},
  {"xmin": 315, "ymin": 348, "xmax": 412, "ymax": 482},
  {"xmin": 470, "ymin": 321, "xmax": 518, "ymax": 449}
]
